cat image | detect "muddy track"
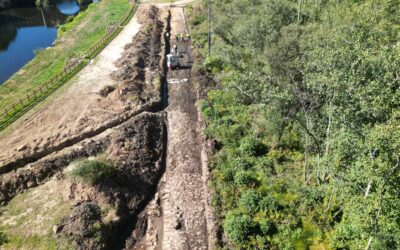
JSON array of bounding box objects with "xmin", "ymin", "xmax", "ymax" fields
[{"xmin": 0, "ymin": 3, "xmax": 215, "ymax": 250}]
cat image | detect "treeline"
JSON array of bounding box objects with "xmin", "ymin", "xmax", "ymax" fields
[{"xmin": 188, "ymin": 0, "xmax": 400, "ymax": 249}]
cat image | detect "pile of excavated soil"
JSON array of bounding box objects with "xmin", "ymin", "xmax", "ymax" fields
[
  {"xmin": 0, "ymin": 112, "xmax": 166, "ymax": 249},
  {"xmin": 111, "ymin": 5, "xmax": 165, "ymax": 106},
  {"xmin": 0, "ymin": 5, "xmax": 167, "ymax": 175}
]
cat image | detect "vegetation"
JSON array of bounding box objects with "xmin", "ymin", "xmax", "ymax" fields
[
  {"xmin": 0, "ymin": 231, "xmax": 7, "ymax": 245},
  {"xmin": 71, "ymin": 159, "xmax": 117, "ymax": 184},
  {"xmin": 189, "ymin": 0, "xmax": 400, "ymax": 249},
  {"xmin": 0, "ymin": 0, "xmax": 131, "ymax": 111},
  {"xmin": 0, "ymin": 180, "xmax": 73, "ymax": 249}
]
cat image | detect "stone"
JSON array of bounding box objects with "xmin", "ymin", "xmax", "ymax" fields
[
  {"xmin": 27, "ymin": 180, "xmax": 37, "ymax": 188},
  {"xmin": 17, "ymin": 144, "xmax": 28, "ymax": 151},
  {"xmin": 53, "ymin": 224, "xmax": 63, "ymax": 234}
]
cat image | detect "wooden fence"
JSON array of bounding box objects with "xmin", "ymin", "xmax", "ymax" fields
[{"xmin": 0, "ymin": 2, "xmax": 138, "ymax": 131}]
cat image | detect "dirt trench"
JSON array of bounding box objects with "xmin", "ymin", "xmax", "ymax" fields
[
  {"xmin": 0, "ymin": 5, "xmax": 172, "ymax": 250},
  {"xmin": 124, "ymin": 4, "xmax": 217, "ymax": 250},
  {"xmin": 0, "ymin": 3, "xmax": 215, "ymax": 250}
]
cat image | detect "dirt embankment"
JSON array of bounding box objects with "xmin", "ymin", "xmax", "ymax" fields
[
  {"xmin": 59, "ymin": 112, "xmax": 166, "ymax": 249},
  {"xmin": 0, "ymin": 112, "xmax": 166, "ymax": 249},
  {"xmin": 111, "ymin": 5, "xmax": 166, "ymax": 106},
  {"xmin": 0, "ymin": 5, "xmax": 172, "ymax": 250},
  {"xmin": 0, "ymin": 5, "xmax": 167, "ymax": 175}
]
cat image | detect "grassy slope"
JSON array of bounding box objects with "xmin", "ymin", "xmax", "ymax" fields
[{"xmin": 0, "ymin": 0, "xmax": 130, "ymax": 109}]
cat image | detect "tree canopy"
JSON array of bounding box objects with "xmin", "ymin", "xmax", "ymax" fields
[{"xmin": 189, "ymin": 0, "xmax": 400, "ymax": 248}]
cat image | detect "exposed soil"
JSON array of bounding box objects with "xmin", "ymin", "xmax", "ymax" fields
[
  {"xmin": 125, "ymin": 3, "xmax": 217, "ymax": 250},
  {"xmin": 0, "ymin": 1, "xmax": 216, "ymax": 250},
  {"xmin": 0, "ymin": 5, "xmax": 165, "ymax": 174}
]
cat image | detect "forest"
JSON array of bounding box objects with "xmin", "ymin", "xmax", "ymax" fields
[{"xmin": 188, "ymin": 0, "xmax": 400, "ymax": 249}]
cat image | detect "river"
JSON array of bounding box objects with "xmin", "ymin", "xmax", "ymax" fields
[{"xmin": 0, "ymin": 0, "xmax": 90, "ymax": 84}]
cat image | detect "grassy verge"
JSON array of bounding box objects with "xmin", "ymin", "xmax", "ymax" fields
[
  {"xmin": 0, "ymin": 181, "xmax": 73, "ymax": 249},
  {"xmin": 0, "ymin": 0, "xmax": 131, "ymax": 109}
]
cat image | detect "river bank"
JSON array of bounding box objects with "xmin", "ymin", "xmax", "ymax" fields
[
  {"xmin": 0, "ymin": 0, "xmax": 86, "ymax": 84},
  {"xmin": 0, "ymin": 0, "xmax": 130, "ymax": 111}
]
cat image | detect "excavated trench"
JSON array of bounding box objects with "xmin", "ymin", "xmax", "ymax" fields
[{"xmin": 0, "ymin": 6, "xmax": 173, "ymax": 250}]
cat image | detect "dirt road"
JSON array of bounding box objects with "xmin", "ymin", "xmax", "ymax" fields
[{"xmin": 132, "ymin": 3, "xmax": 216, "ymax": 250}]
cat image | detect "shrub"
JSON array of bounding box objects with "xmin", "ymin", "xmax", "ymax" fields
[
  {"xmin": 239, "ymin": 136, "xmax": 268, "ymax": 157},
  {"xmin": 259, "ymin": 195, "xmax": 279, "ymax": 212},
  {"xmin": 204, "ymin": 56, "xmax": 224, "ymax": 74},
  {"xmin": 234, "ymin": 170, "xmax": 255, "ymax": 186},
  {"xmin": 259, "ymin": 218, "xmax": 276, "ymax": 236},
  {"xmin": 71, "ymin": 159, "xmax": 117, "ymax": 184},
  {"xmin": 0, "ymin": 231, "xmax": 8, "ymax": 246},
  {"xmin": 223, "ymin": 212, "xmax": 256, "ymax": 245},
  {"xmin": 239, "ymin": 190, "xmax": 261, "ymax": 214}
]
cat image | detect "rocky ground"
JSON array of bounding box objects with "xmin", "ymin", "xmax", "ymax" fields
[{"xmin": 0, "ymin": 1, "xmax": 215, "ymax": 249}]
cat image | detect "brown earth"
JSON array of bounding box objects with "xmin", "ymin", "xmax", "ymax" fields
[
  {"xmin": 0, "ymin": 5, "xmax": 165, "ymax": 174},
  {"xmin": 0, "ymin": 1, "xmax": 216, "ymax": 250},
  {"xmin": 124, "ymin": 3, "xmax": 217, "ymax": 250}
]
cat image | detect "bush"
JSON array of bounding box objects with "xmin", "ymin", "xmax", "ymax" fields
[
  {"xmin": 239, "ymin": 136, "xmax": 268, "ymax": 157},
  {"xmin": 223, "ymin": 212, "xmax": 256, "ymax": 245},
  {"xmin": 0, "ymin": 231, "xmax": 8, "ymax": 246},
  {"xmin": 71, "ymin": 159, "xmax": 117, "ymax": 184},
  {"xmin": 204, "ymin": 56, "xmax": 224, "ymax": 74},
  {"xmin": 234, "ymin": 170, "xmax": 255, "ymax": 186},
  {"xmin": 239, "ymin": 190, "xmax": 261, "ymax": 214},
  {"xmin": 259, "ymin": 195, "xmax": 279, "ymax": 212}
]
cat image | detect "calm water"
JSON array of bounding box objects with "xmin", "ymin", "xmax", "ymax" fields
[{"xmin": 0, "ymin": 0, "xmax": 86, "ymax": 84}]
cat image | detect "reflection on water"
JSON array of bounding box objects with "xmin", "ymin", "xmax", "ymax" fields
[
  {"xmin": 0, "ymin": 0, "xmax": 91, "ymax": 84},
  {"xmin": 55, "ymin": 0, "xmax": 80, "ymax": 15}
]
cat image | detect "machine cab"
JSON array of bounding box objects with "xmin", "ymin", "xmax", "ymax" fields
[{"xmin": 167, "ymin": 54, "xmax": 179, "ymax": 70}]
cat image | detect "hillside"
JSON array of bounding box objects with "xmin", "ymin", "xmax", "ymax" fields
[{"xmin": 188, "ymin": 0, "xmax": 400, "ymax": 249}]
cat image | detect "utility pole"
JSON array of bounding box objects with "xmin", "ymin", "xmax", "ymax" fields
[{"xmin": 208, "ymin": 1, "xmax": 211, "ymax": 57}]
